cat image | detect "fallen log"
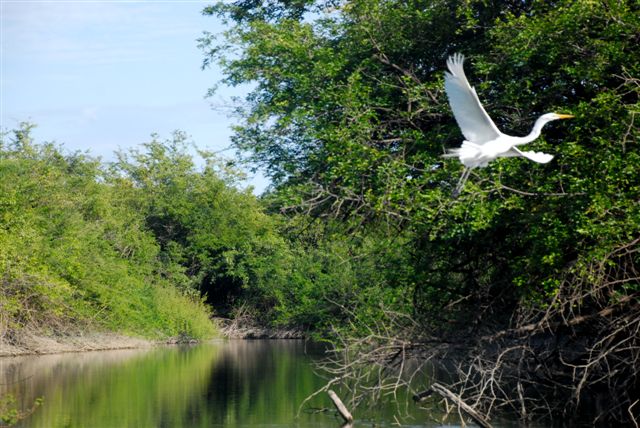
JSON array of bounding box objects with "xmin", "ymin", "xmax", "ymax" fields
[
  {"xmin": 430, "ymin": 383, "xmax": 492, "ymax": 428},
  {"xmin": 328, "ymin": 390, "xmax": 353, "ymax": 423}
]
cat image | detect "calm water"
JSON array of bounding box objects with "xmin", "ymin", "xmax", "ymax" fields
[{"xmin": 0, "ymin": 340, "xmax": 525, "ymax": 427}]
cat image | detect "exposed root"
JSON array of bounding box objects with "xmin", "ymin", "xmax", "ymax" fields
[{"xmin": 215, "ymin": 304, "xmax": 306, "ymax": 339}]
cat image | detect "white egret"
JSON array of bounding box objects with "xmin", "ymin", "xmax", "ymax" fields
[{"xmin": 443, "ymin": 53, "xmax": 573, "ymax": 196}]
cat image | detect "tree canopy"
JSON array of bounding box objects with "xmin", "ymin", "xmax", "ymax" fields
[{"xmin": 201, "ymin": 0, "xmax": 640, "ymax": 423}]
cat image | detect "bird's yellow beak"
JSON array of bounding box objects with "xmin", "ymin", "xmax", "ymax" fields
[{"xmin": 555, "ymin": 113, "xmax": 574, "ymax": 119}]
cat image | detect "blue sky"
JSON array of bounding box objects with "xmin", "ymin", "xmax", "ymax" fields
[{"xmin": 1, "ymin": 0, "xmax": 268, "ymax": 193}]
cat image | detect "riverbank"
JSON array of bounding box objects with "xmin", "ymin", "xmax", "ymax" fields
[
  {"xmin": 214, "ymin": 317, "xmax": 306, "ymax": 339},
  {"xmin": 0, "ymin": 332, "xmax": 155, "ymax": 357},
  {"xmin": 0, "ymin": 322, "xmax": 305, "ymax": 357}
]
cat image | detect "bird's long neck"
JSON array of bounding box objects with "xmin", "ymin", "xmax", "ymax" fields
[{"xmin": 514, "ymin": 116, "xmax": 551, "ymax": 146}]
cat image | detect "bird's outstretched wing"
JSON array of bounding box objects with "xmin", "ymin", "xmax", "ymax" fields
[
  {"xmin": 510, "ymin": 147, "xmax": 554, "ymax": 163},
  {"xmin": 444, "ymin": 53, "xmax": 501, "ymax": 144}
]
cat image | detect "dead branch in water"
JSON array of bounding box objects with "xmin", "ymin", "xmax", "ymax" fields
[
  {"xmin": 328, "ymin": 390, "xmax": 353, "ymax": 423},
  {"xmin": 306, "ymin": 237, "xmax": 640, "ymax": 425},
  {"xmin": 429, "ymin": 383, "xmax": 492, "ymax": 428}
]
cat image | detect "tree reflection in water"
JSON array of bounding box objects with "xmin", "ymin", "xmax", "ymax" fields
[{"xmin": 0, "ymin": 341, "xmax": 330, "ymax": 428}]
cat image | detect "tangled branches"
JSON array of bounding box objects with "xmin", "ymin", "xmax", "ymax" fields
[{"xmin": 313, "ymin": 238, "xmax": 640, "ymax": 425}]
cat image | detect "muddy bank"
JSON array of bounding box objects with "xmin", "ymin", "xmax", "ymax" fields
[
  {"xmin": 0, "ymin": 332, "xmax": 155, "ymax": 357},
  {"xmin": 0, "ymin": 322, "xmax": 303, "ymax": 357}
]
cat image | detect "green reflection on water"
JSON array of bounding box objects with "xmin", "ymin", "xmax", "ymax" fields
[
  {"xmin": 1, "ymin": 340, "xmax": 332, "ymax": 428},
  {"xmin": 1, "ymin": 340, "xmax": 531, "ymax": 428}
]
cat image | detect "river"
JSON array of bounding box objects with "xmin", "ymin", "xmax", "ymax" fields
[{"xmin": 1, "ymin": 340, "xmax": 532, "ymax": 427}]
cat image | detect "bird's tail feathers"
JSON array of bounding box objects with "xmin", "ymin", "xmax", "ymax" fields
[
  {"xmin": 442, "ymin": 149, "xmax": 460, "ymax": 159},
  {"xmin": 443, "ymin": 141, "xmax": 480, "ymax": 157},
  {"xmin": 444, "ymin": 142, "xmax": 483, "ymax": 168}
]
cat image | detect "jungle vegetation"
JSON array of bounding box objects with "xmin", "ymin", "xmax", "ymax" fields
[
  {"xmin": 0, "ymin": 127, "xmax": 279, "ymax": 341},
  {"xmin": 199, "ymin": 0, "xmax": 640, "ymax": 424},
  {"xmin": 1, "ymin": 0, "xmax": 638, "ymax": 425}
]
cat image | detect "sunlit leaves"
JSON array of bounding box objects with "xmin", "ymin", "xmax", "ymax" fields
[
  {"xmin": 0, "ymin": 127, "xmax": 218, "ymax": 339},
  {"xmin": 205, "ymin": 0, "xmax": 640, "ymax": 320}
]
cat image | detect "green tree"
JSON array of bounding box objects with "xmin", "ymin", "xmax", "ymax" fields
[
  {"xmin": 110, "ymin": 132, "xmax": 291, "ymax": 317},
  {"xmin": 203, "ymin": 0, "xmax": 640, "ymax": 423},
  {"xmin": 0, "ymin": 124, "xmax": 216, "ymax": 342}
]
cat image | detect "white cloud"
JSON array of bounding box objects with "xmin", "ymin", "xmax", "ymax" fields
[
  {"xmin": 0, "ymin": 1, "xmax": 269, "ymax": 192},
  {"xmin": 81, "ymin": 106, "xmax": 99, "ymax": 121},
  {"xmin": 2, "ymin": 1, "xmax": 208, "ymax": 66}
]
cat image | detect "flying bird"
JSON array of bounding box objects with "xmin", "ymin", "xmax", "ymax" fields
[{"xmin": 443, "ymin": 53, "xmax": 573, "ymax": 196}]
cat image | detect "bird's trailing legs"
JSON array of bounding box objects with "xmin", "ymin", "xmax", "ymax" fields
[{"xmin": 453, "ymin": 167, "xmax": 471, "ymax": 198}]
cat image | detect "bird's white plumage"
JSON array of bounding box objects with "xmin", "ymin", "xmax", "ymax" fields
[
  {"xmin": 510, "ymin": 148, "xmax": 554, "ymax": 164},
  {"xmin": 443, "ymin": 53, "xmax": 573, "ymax": 196},
  {"xmin": 444, "ymin": 53, "xmax": 501, "ymax": 144}
]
